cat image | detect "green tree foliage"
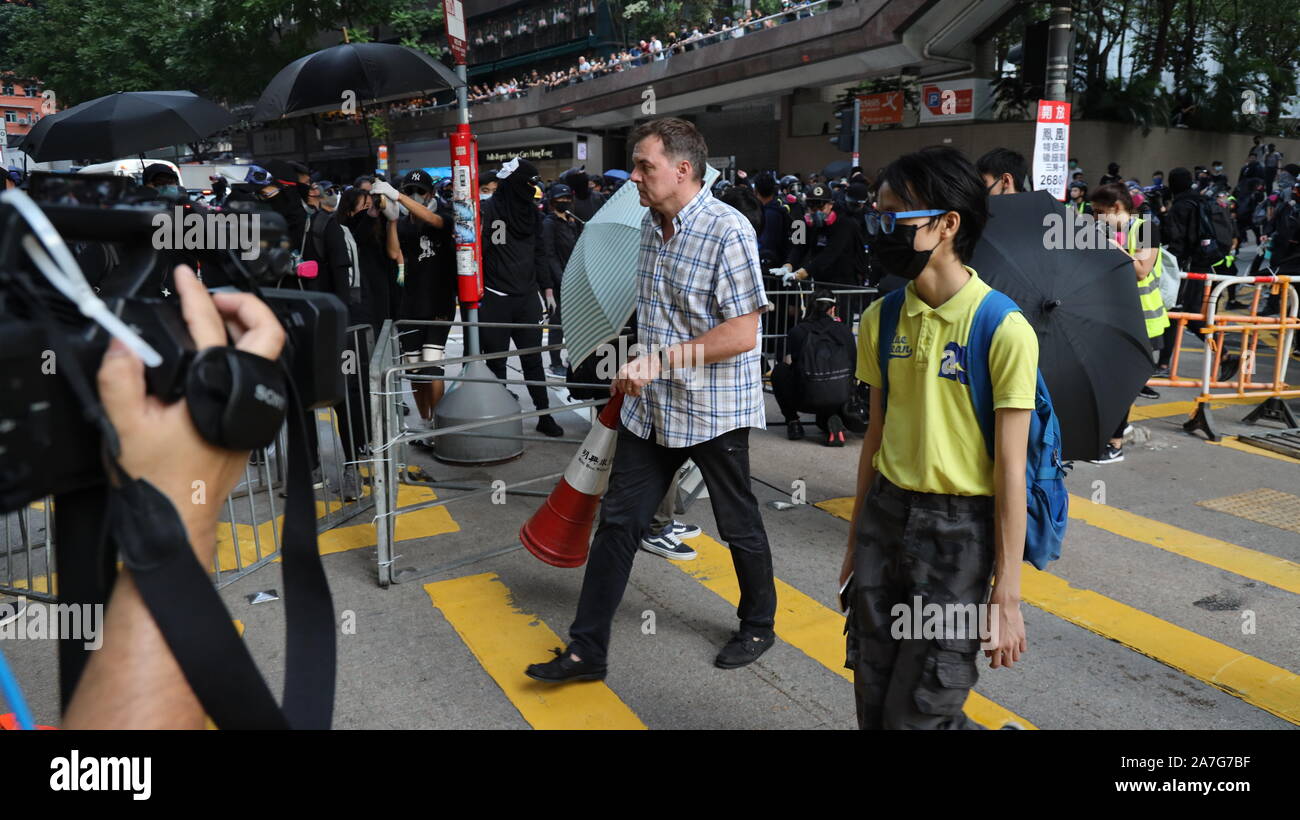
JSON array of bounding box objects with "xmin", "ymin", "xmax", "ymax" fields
[
  {"xmin": 11, "ymin": 0, "xmax": 450, "ymax": 106},
  {"xmin": 992, "ymin": 0, "xmax": 1298, "ymax": 134}
]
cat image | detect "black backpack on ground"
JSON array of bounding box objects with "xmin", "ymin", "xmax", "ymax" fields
[{"xmin": 796, "ymin": 321, "xmax": 854, "ymax": 408}]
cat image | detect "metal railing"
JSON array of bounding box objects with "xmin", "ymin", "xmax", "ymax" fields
[{"xmin": 369, "ymin": 317, "xmax": 614, "ymax": 588}]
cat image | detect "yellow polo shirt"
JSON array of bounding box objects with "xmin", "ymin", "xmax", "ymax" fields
[{"xmin": 856, "ymin": 268, "xmax": 1039, "ymax": 496}]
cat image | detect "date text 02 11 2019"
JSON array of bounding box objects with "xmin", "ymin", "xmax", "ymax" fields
[{"xmin": 1121, "ymin": 757, "xmax": 1252, "ymax": 772}]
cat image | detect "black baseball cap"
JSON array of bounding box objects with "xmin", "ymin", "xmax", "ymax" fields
[
  {"xmin": 548, "ymin": 182, "xmax": 574, "ymax": 199},
  {"xmin": 143, "ymin": 163, "xmax": 178, "ymax": 184},
  {"xmin": 806, "ymin": 182, "xmax": 831, "ymax": 202},
  {"xmin": 402, "ymin": 169, "xmax": 435, "ymax": 194}
]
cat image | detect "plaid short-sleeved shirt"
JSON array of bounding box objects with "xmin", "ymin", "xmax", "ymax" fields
[{"xmin": 621, "ymin": 182, "xmax": 770, "ymax": 447}]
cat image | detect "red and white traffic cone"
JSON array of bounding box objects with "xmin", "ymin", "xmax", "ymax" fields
[{"xmin": 520, "ymin": 393, "xmax": 624, "ymax": 567}]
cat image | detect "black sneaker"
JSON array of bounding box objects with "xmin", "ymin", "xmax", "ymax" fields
[
  {"xmin": 1089, "ymin": 444, "xmax": 1124, "ymax": 464},
  {"xmin": 786, "ymin": 419, "xmax": 804, "ymax": 440},
  {"xmin": 1217, "ymin": 353, "xmax": 1241, "ymax": 382},
  {"xmin": 525, "ymin": 647, "xmax": 607, "ymax": 683},
  {"xmin": 715, "ymin": 631, "xmax": 775, "ymax": 669},
  {"xmin": 824, "ymin": 415, "xmax": 846, "ymax": 447},
  {"xmin": 640, "ymin": 532, "xmax": 697, "ymax": 561},
  {"xmin": 1138, "ymin": 385, "xmax": 1160, "ymax": 399},
  {"xmin": 536, "ymin": 415, "xmax": 564, "ymax": 437}
]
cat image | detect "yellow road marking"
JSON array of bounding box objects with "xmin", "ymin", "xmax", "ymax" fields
[
  {"xmin": 1068, "ymin": 495, "xmax": 1300, "ymax": 595},
  {"xmin": 1127, "ymin": 396, "xmax": 1260, "ymax": 421},
  {"xmin": 674, "ymin": 533, "xmax": 1033, "ymax": 729},
  {"xmin": 214, "ymin": 483, "xmax": 458, "ymax": 570},
  {"xmin": 1207, "ymin": 435, "xmax": 1300, "ymax": 465},
  {"xmin": 817, "ymin": 497, "xmax": 1300, "ymax": 725},
  {"xmin": 1022, "ymin": 567, "xmax": 1300, "ymax": 725},
  {"xmin": 424, "ymin": 573, "xmax": 645, "ymax": 730}
]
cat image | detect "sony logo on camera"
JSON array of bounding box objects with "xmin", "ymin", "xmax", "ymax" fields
[{"xmin": 254, "ymin": 383, "xmax": 286, "ymax": 411}]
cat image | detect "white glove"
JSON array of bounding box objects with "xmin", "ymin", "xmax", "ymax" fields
[
  {"xmin": 781, "ymin": 269, "xmax": 798, "ymax": 284},
  {"xmin": 768, "ymin": 267, "xmax": 789, "ymax": 278},
  {"xmin": 543, "ymin": 288, "xmax": 557, "ymax": 313},
  {"xmin": 371, "ymin": 179, "xmax": 400, "ymax": 201},
  {"xmin": 381, "ymin": 196, "xmax": 400, "ymax": 222}
]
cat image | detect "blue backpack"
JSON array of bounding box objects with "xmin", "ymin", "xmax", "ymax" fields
[{"xmin": 876, "ymin": 288, "xmax": 1068, "ymax": 570}]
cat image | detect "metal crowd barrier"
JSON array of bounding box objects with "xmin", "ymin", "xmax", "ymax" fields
[
  {"xmin": 0, "ymin": 498, "xmax": 55, "ymax": 603},
  {"xmin": 0, "ymin": 324, "xmax": 380, "ymax": 598},
  {"xmin": 761, "ymin": 279, "xmax": 877, "ymax": 368},
  {"xmin": 1169, "ymin": 273, "xmax": 1299, "ymax": 441},
  {"xmin": 369, "ymin": 317, "xmax": 614, "ymax": 588}
]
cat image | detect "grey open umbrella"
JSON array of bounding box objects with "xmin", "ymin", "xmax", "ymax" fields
[
  {"xmin": 253, "ymin": 43, "xmax": 465, "ymax": 121},
  {"xmin": 17, "ymin": 91, "xmax": 234, "ymax": 162}
]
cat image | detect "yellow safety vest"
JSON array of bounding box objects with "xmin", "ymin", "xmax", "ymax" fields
[{"xmin": 1130, "ymin": 216, "xmax": 1170, "ymax": 339}]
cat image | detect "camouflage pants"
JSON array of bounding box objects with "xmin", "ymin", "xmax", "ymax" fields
[{"xmin": 844, "ymin": 474, "xmax": 996, "ymax": 730}]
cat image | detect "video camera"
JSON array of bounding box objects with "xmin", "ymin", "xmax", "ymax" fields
[{"xmin": 0, "ymin": 173, "xmax": 347, "ymax": 513}]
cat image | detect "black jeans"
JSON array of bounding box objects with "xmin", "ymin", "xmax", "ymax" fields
[
  {"xmin": 568, "ymin": 425, "xmax": 777, "ymax": 666},
  {"xmin": 479, "ymin": 291, "xmax": 549, "ymax": 410},
  {"xmin": 846, "ymin": 474, "xmax": 995, "ymax": 730},
  {"xmin": 770, "ymin": 361, "xmax": 839, "ymax": 428}
]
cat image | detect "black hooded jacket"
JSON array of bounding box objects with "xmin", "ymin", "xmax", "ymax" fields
[
  {"xmin": 480, "ymin": 158, "xmax": 552, "ymax": 295},
  {"xmin": 561, "ymin": 168, "xmax": 605, "ymax": 222}
]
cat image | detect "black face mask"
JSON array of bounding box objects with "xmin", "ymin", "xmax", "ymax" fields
[
  {"xmin": 872, "ymin": 223, "xmax": 939, "ymax": 281},
  {"xmin": 554, "ymin": 200, "xmax": 571, "ymax": 213}
]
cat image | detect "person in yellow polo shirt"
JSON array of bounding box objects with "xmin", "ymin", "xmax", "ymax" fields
[{"xmin": 840, "ymin": 147, "xmax": 1038, "ymax": 730}]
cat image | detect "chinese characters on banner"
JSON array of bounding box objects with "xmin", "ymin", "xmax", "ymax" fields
[{"xmin": 1033, "ymin": 100, "xmax": 1071, "ymax": 201}]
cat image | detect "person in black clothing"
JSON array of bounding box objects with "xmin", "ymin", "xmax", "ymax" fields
[
  {"xmin": 480, "ymin": 157, "xmax": 563, "ymax": 437},
  {"xmin": 1158, "ymin": 167, "xmax": 1219, "ymax": 371},
  {"xmin": 540, "ymin": 182, "xmax": 583, "ymax": 375},
  {"xmin": 301, "ymin": 186, "xmax": 384, "ymax": 500},
  {"xmin": 386, "ymin": 169, "xmax": 456, "ymax": 423},
  {"xmin": 770, "ymin": 289, "xmax": 857, "ymax": 445},
  {"xmin": 1099, "ymin": 162, "xmax": 1123, "ymax": 186},
  {"xmin": 753, "ymin": 174, "xmax": 791, "ymax": 270},
  {"xmin": 560, "ymin": 166, "xmax": 606, "ymax": 222},
  {"xmin": 783, "ymin": 182, "xmax": 868, "ymax": 286},
  {"xmin": 336, "ymin": 185, "xmax": 401, "ymax": 335},
  {"xmin": 1207, "ymin": 161, "xmax": 1229, "ymax": 191}
]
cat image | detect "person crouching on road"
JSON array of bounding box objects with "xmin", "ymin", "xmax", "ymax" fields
[
  {"xmin": 770, "ymin": 289, "xmax": 857, "ymax": 445},
  {"xmin": 526, "ymin": 117, "xmax": 778, "ymax": 684},
  {"xmin": 844, "ymin": 146, "xmax": 1036, "ymax": 729}
]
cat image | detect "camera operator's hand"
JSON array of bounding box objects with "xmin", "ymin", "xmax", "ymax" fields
[
  {"xmin": 96, "ymin": 265, "xmax": 286, "ymax": 563},
  {"xmin": 67, "ymin": 266, "xmax": 286, "ymax": 729}
]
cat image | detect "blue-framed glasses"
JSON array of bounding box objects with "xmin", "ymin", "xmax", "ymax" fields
[{"xmin": 865, "ymin": 209, "xmax": 947, "ymax": 235}]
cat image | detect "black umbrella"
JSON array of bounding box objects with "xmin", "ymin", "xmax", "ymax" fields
[
  {"xmin": 970, "ymin": 190, "xmax": 1153, "ymax": 461},
  {"xmin": 17, "ymin": 91, "xmax": 234, "ymax": 162},
  {"xmin": 253, "ymin": 43, "xmax": 465, "ymax": 121},
  {"xmin": 822, "ymin": 159, "xmax": 853, "ymax": 180}
]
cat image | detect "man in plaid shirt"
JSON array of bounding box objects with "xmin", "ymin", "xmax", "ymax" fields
[{"xmin": 527, "ymin": 118, "xmax": 778, "ymax": 683}]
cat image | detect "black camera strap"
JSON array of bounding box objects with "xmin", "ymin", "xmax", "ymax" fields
[{"xmin": 106, "ymin": 369, "xmax": 337, "ymax": 729}]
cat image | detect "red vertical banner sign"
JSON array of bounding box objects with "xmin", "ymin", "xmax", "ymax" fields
[
  {"xmin": 450, "ymin": 125, "xmax": 483, "ymax": 306},
  {"xmin": 1032, "ymin": 100, "xmax": 1071, "ymax": 201}
]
